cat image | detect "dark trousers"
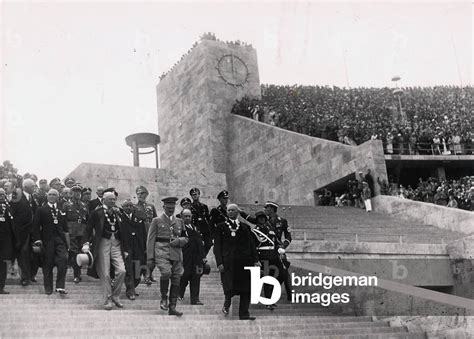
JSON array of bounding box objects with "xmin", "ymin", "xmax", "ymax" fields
[
  {"xmin": 68, "ymin": 235, "xmax": 83, "ymax": 278},
  {"xmin": 42, "ymin": 237, "xmax": 68, "ymax": 293},
  {"xmin": 125, "ymin": 256, "xmax": 145, "ymax": 296},
  {"xmin": 16, "ymin": 237, "xmax": 32, "ymax": 282},
  {"xmin": 202, "ymin": 233, "xmax": 212, "ymax": 256},
  {"xmin": 0, "ymin": 259, "xmax": 7, "ymax": 290},
  {"xmin": 179, "ymin": 270, "xmax": 201, "ymax": 303},
  {"xmin": 224, "ymin": 292, "xmax": 251, "ymax": 319}
]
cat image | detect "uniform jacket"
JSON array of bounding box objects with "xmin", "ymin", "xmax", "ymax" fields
[
  {"xmin": 63, "ymin": 199, "xmax": 89, "ymax": 237},
  {"xmin": 146, "ymin": 214, "xmax": 187, "ymax": 263},
  {"xmin": 32, "ymin": 204, "xmax": 69, "ymax": 247},
  {"xmin": 268, "ymin": 215, "xmax": 292, "ymax": 249},
  {"xmin": 182, "ymin": 223, "xmax": 205, "ymax": 274},
  {"xmin": 209, "ymin": 205, "xmax": 228, "ymax": 233},
  {"xmin": 88, "ymin": 198, "xmax": 102, "ymax": 212},
  {"xmin": 0, "ymin": 203, "xmax": 14, "ymax": 260},
  {"xmin": 191, "ymin": 201, "xmax": 211, "ymax": 235},
  {"xmin": 83, "ymin": 206, "xmax": 130, "ymax": 279}
]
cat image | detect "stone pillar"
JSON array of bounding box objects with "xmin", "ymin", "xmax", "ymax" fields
[{"xmin": 132, "ymin": 140, "xmax": 139, "ymax": 167}]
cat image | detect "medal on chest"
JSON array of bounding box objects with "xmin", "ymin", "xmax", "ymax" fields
[
  {"xmin": 105, "ymin": 212, "xmax": 116, "ymax": 231},
  {"xmin": 226, "ymin": 221, "xmax": 240, "ymax": 237},
  {"xmin": 51, "ymin": 207, "xmax": 58, "ymax": 224}
]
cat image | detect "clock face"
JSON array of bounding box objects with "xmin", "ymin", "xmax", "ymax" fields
[{"xmin": 217, "ymin": 54, "xmax": 249, "ymax": 86}]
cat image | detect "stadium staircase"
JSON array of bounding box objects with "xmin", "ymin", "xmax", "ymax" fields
[
  {"xmin": 1, "ymin": 266, "xmax": 426, "ymax": 338},
  {"xmin": 1, "ymin": 206, "xmax": 453, "ymax": 338}
]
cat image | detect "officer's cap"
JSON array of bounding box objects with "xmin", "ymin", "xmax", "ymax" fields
[
  {"xmin": 255, "ymin": 211, "xmax": 268, "ymax": 220},
  {"xmin": 162, "ymin": 197, "xmax": 178, "ymax": 205},
  {"xmin": 39, "ymin": 179, "xmax": 48, "ymax": 185},
  {"xmin": 122, "ymin": 199, "xmax": 134, "ymax": 207},
  {"xmin": 136, "ymin": 185, "xmax": 148, "ymax": 195},
  {"xmin": 103, "ymin": 187, "xmax": 118, "ymax": 197},
  {"xmin": 217, "ymin": 190, "xmax": 229, "ymax": 200},
  {"xmin": 189, "ymin": 187, "xmax": 200, "ymax": 195},
  {"xmin": 64, "ymin": 177, "xmax": 76, "ymax": 186},
  {"xmin": 81, "ymin": 187, "xmax": 92, "ymax": 194},
  {"xmin": 71, "ymin": 184, "xmax": 83, "ymax": 192},
  {"xmin": 264, "ymin": 201, "xmax": 279, "ymax": 209},
  {"xmin": 180, "ymin": 197, "xmax": 192, "ymax": 207},
  {"xmin": 49, "ymin": 177, "xmax": 61, "ymax": 186}
]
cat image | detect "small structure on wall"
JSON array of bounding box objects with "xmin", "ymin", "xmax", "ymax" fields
[{"xmin": 125, "ymin": 133, "xmax": 161, "ymax": 168}]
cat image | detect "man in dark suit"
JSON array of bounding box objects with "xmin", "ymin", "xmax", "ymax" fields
[
  {"xmin": 32, "ymin": 189, "xmax": 70, "ymax": 295},
  {"xmin": 88, "ymin": 186, "xmax": 104, "ymax": 211},
  {"xmin": 0, "ymin": 188, "xmax": 14, "ymax": 294},
  {"xmin": 179, "ymin": 208, "xmax": 206, "ymax": 305},
  {"xmin": 10, "ymin": 178, "xmax": 37, "ymax": 286},
  {"xmin": 214, "ymin": 203, "xmax": 259, "ymax": 320},
  {"xmin": 120, "ymin": 200, "xmax": 147, "ymax": 300},
  {"xmin": 83, "ymin": 191, "xmax": 129, "ymax": 310}
]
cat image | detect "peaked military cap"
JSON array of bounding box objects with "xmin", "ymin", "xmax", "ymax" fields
[
  {"xmin": 217, "ymin": 190, "xmax": 229, "ymax": 200},
  {"xmin": 39, "ymin": 179, "xmax": 48, "ymax": 185},
  {"xmin": 162, "ymin": 197, "xmax": 178, "ymax": 204},
  {"xmin": 255, "ymin": 211, "xmax": 268, "ymax": 219},
  {"xmin": 180, "ymin": 197, "xmax": 192, "ymax": 207},
  {"xmin": 136, "ymin": 185, "xmax": 149, "ymax": 195},
  {"xmin": 81, "ymin": 187, "xmax": 92, "ymax": 194},
  {"xmin": 264, "ymin": 201, "xmax": 279, "ymax": 209},
  {"xmin": 71, "ymin": 184, "xmax": 83, "ymax": 192},
  {"xmin": 64, "ymin": 177, "xmax": 76, "ymax": 186},
  {"xmin": 49, "ymin": 177, "xmax": 61, "ymax": 186},
  {"xmin": 189, "ymin": 187, "xmax": 200, "ymax": 195}
]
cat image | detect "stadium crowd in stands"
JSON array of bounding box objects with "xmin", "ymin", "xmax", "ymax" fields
[{"xmin": 232, "ymin": 85, "xmax": 473, "ymax": 155}]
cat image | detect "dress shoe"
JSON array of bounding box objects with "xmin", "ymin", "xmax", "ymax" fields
[
  {"xmin": 0, "ymin": 290, "xmax": 10, "ymax": 294},
  {"xmin": 144, "ymin": 277, "xmax": 152, "ymax": 286},
  {"xmin": 111, "ymin": 296, "xmax": 123, "ymax": 308},
  {"xmin": 239, "ymin": 316, "xmax": 256, "ymax": 320},
  {"xmin": 222, "ymin": 305, "xmax": 229, "ymax": 315},
  {"xmin": 55, "ymin": 288, "xmax": 68, "ymax": 295},
  {"xmin": 73, "ymin": 277, "xmax": 81, "ymax": 284},
  {"xmin": 160, "ymin": 299, "xmax": 169, "ymax": 310},
  {"xmin": 168, "ymin": 307, "xmax": 183, "ymax": 317},
  {"xmin": 21, "ymin": 280, "xmax": 30, "ymax": 287},
  {"xmin": 149, "ymin": 276, "xmax": 157, "ymax": 282},
  {"xmin": 177, "ymin": 297, "xmax": 183, "ymax": 302},
  {"xmin": 127, "ymin": 294, "xmax": 136, "ymax": 301},
  {"xmin": 30, "ymin": 277, "xmax": 37, "ymax": 283},
  {"xmin": 103, "ymin": 299, "xmax": 113, "ymax": 311},
  {"xmin": 45, "ymin": 291, "xmax": 53, "ymax": 295},
  {"xmin": 265, "ymin": 305, "xmax": 275, "ymax": 311},
  {"xmin": 191, "ymin": 301, "xmax": 204, "ymax": 305}
]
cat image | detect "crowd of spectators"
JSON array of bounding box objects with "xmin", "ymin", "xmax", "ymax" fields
[
  {"xmin": 232, "ymin": 85, "xmax": 473, "ymax": 155},
  {"xmin": 379, "ymin": 176, "xmax": 474, "ymax": 211}
]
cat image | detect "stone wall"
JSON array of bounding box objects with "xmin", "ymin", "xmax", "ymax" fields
[
  {"xmin": 156, "ymin": 40, "xmax": 260, "ymax": 174},
  {"xmin": 65, "ymin": 162, "xmax": 226, "ymax": 211},
  {"xmin": 227, "ymin": 115, "xmax": 388, "ymax": 206},
  {"xmin": 372, "ymin": 195, "xmax": 473, "ymax": 235}
]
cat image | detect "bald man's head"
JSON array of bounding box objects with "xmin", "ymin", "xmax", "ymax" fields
[
  {"xmin": 23, "ymin": 179, "xmax": 35, "ymax": 194},
  {"xmin": 181, "ymin": 208, "xmax": 192, "ymax": 224},
  {"xmin": 103, "ymin": 192, "xmax": 117, "ymax": 208},
  {"xmin": 47, "ymin": 189, "xmax": 59, "ymax": 204},
  {"xmin": 227, "ymin": 203, "xmax": 239, "ymax": 220}
]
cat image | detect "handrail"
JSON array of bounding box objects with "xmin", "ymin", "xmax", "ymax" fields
[{"xmin": 383, "ymin": 142, "xmax": 472, "ymax": 155}]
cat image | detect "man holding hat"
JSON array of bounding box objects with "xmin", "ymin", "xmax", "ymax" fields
[
  {"xmin": 83, "ymin": 191, "xmax": 129, "ymax": 310},
  {"xmin": 120, "ymin": 200, "xmax": 147, "ymax": 300},
  {"xmin": 135, "ymin": 185, "xmax": 157, "ymax": 285},
  {"xmin": 209, "ymin": 190, "xmax": 229, "ymax": 240},
  {"xmin": 32, "ymin": 189, "xmax": 70, "ymax": 295},
  {"xmin": 63, "ymin": 184, "xmax": 89, "ymax": 283},
  {"xmin": 189, "ymin": 188, "xmax": 212, "ymax": 256},
  {"xmin": 146, "ymin": 197, "xmax": 188, "ymax": 316},
  {"xmin": 264, "ymin": 201, "xmax": 292, "ymax": 300}
]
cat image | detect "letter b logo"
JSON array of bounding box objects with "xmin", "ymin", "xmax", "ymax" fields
[{"xmin": 245, "ymin": 266, "xmax": 281, "ymax": 305}]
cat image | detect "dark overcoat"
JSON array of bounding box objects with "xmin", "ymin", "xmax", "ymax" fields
[{"xmin": 213, "ymin": 220, "xmax": 258, "ymax": 295}]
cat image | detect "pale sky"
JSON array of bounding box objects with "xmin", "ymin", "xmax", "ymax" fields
[{"xmin": 1, "ymin": 0, "xmax": 472, "ymax": 181}]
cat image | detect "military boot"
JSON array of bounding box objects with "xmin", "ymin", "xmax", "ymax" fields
[
  {"xmin": 168, "ymin": 285, "xmax": 183, "ymax": 317},
  {"xmin": 160, "ymin": 279, "xmax": 169, "ymax": 310}
]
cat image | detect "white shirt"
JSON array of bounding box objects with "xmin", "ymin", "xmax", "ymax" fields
[{"xmin": 48, "ymin": 202, "xmax": 57, "ymax": 210}]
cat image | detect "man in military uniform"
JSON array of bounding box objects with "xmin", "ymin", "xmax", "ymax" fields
[
  {"xmin": 214, "ymin": 203, "xmax": 259, "ymax": 320},
  {"xmin": 264, "ymin": 201, "xmax": 292, "ymax": 300},
  {"xmin": 209, "ymin": 190, "xmax": 229, "ymax": 240},
  {"xmin": 120, "ymin": 200, "xmax": 147, "ymax": 300},
  {"xmin": 146, "ymin": 197, "xmax": 187, "ymax": 316},
  {"xmin": 63, "ymin": 184, "xmax": 89, "ymax": 283},
  {"xmin": 64, "ymin": 177, "xmax": 76, "ymax": 189},
  {"xmin": 135, "ymin": 185, "xmax": 157, "ymax": 285},
  {"xmin": 176, "ymin": 198, "xmax": 192, "ymax": 219},
  {"xmin": 58, "ymin": 187, "xmax": 72, "ymax": 211},
  {"xmin": 81, "ymin": 187, "xmax": 92, "ymax": 204},
  {"xmin": 189, "ymin": 188, "xmax": 212, "ymax": 256},
  {"xmin": 34, "ymin": 179, "xmax": 49, "ymax": 207},
  {"xmin": 0, "ymin": 188, "xmax": 14, "ymax": 294},
  {"xmin": 251, "ymin": 211, "xmax": 287, "ymax": 310}
]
